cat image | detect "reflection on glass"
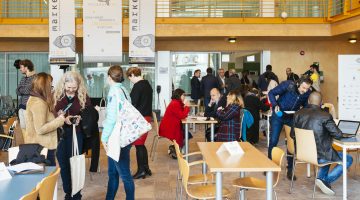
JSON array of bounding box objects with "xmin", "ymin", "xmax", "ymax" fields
[{"xmin": 172, "ymin": 52, "xmax": 221, "ymax": 94}]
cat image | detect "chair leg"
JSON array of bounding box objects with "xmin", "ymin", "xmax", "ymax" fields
[
  {"xmin": 150, "ymin": 136, "xmax": 158, "ymax": 161},
  {"xmin": 273, "ymin": 190, "xmax": 278, "ymax": 200},
  {"xmin": 289, "ymin": 161, "xmax": 297, "ymax": 193},
  {"xmin": 353, "ymin": 150, "xmax": 359, "ymax": 177},
  {"xmin": 312, "ymin": 167, "xmax": 318, "ymax": 198}
]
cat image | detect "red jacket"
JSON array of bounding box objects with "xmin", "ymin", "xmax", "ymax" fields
[{"xmin": 159, "ymin": 99, "xmax": 190, "ymax": 147}]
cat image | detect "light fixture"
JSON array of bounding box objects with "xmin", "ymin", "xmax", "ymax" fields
[
  {"xmin": 349, "ymin": 38, "xmax": 357, "ymax": 44},
  {"xmin": 228, "ymin": 37, "xmax": 236, "ymax": 43}
]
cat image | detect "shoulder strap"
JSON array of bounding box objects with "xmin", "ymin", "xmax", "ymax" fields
[{"xmin": 119, "ymin": 87, "xmax": 128, "ymax": 100}]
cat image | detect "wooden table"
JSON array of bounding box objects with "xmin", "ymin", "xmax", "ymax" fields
[
  {"xmin": 0, "ymin": 166, "xmax": 57, "ymax": 200},
  {"xmin": 333, "ymin": 137, "xmax": 360, "ymax": 200},
  {"xmin": 181, "ymin": 117, "xmax": 217, "ymax": 161},
  {"xmin": 198, "ymin": 142, "xmax": 281, "ymax": 200}
]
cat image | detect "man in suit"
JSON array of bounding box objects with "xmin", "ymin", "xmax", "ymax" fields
[
  {"xmin": 201, "ymin": 68, "xmax": 220, "ymax": 107},
  {"xmin": 226, "ymin": 69, "xmax": 241, "ymax": 92},
  {"xmin": 190, "ymin": 69, "xmax": 202, "ymax": 103},
  {"xmin": 217, "ymin": 68, "xmax": 226, "ymax": 94},
  {"xmin": 204, "ymin": 88, "xmax": 226, "ymax": 141}
]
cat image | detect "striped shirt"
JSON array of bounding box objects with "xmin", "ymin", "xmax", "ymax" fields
[{"xmin": 16, "ymin": 73, "xmax": 36, "ymax": 108}]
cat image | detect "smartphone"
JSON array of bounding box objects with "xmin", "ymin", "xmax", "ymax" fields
[{"xmin": 63, "ymin": 103, "xmax": 73, "ymax": 112}]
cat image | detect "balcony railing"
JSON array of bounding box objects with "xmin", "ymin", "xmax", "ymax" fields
[{"xmin": 0, "ymin": 0, "xmax": 359, "ymax": 20}]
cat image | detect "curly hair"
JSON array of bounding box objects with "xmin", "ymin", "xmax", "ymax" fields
[{"xmin": 54, "ymin": 71, "xmax": 88, "ymax": 109}]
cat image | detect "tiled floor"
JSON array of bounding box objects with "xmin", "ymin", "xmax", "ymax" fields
[{"xmin": 1, "ymin": 124, "xmax": 360, "ymax": 199}]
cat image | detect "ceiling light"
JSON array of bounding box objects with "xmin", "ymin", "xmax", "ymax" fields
[
  {"xmin": 349, "ymin": 38, "xmax": 357, "ymax": 44},
  {"xmin": 228, "ymin": 38, "xmax": 236, "ymax": 43}
]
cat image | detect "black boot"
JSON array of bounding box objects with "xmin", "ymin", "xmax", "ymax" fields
[
  {"xmin": 143, "ymin": 146, "xmax": 152, "ymax": 176},
  {"xmin": 133, "ymin": 146, "xmax": 146, "ymax": 179}
]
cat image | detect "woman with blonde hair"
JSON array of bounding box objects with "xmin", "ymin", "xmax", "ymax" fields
[
  {"xmin": 216, "ymin": 90, "xmax": 243, "ymax": 141},
  {"xmin": 54, "ymin": 71, "xmax": 91, "ymax": 200},
  {"xmin": 25, "ymin": 72, "xmax": 65, "ymax": 166}
]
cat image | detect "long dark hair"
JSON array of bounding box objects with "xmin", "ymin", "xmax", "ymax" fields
[{"xmin": 171, "ymin": 88, "xmax": 185, "ymax": 100}]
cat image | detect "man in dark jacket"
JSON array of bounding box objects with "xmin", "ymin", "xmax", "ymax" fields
[
  {"xmin": 190, "ymin": 69, "xmax": 201, "ymax": 103},
  {"xmin": 258, "ymin": 64, "xmax": 279, "ymax": 92},
  {"xmin": 268, "ymin": 77, "xmax": 312, "ymax": 180},
  {"xmin": 201, "ymin": 68, "xmax": 220, "ymax": 107},
  {"xmin": 204, "ymin": 88, "xmax": 226, "ymax": 141},
  {"xmin": 225, "ymin": 69, "xmax": 241, "ymax": 92},
  {"xmin": 286, "ymin": 67, "xmax": 299, "ymax": 82},
  {"xmin": 293, "ymin": 92, "xmax": 353, "ymax": 195}
]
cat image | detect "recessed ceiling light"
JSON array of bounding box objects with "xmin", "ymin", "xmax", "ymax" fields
[
  {"xmin": 228, "ymin": 38, "xmax": 236, "ymax": 43},
  {"xmin": 349, "ymin": 38, "xmax": 357, "ymax": 44}
]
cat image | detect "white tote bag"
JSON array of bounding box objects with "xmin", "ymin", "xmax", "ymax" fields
[
  {"xmin": 98, "ymin": 97, "xmax": 107, "ymax": 128},
  {"xmin": 70, "ymin": 124, "xmax": 86, "ymax": 196},
  {"xmin": 106, "ymin": 88, "xmax": 152, "ymax": 162}
]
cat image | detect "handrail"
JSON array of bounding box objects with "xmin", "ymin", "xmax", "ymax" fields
[{"xmin": 0, "ymin": 0, "xmax": 358, "ymax": 23}]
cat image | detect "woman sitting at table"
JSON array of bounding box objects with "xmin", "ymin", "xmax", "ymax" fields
[
  {"xmin": 216, "ymin": 90, "xmax": 243, "ymax": 142},
  {"xmin": 159, "ymin": 88, "xmax": 190, "ymax": 159}
]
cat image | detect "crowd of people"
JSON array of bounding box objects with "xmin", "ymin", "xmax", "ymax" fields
[{"xmin": 13, "ymin": 58, "xmax": 352, "ymax": 198}]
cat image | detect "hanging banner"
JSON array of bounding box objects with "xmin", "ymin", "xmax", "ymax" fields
[
  {"xmin": 49, "ymin": 0, "xmax": 76, "ymax": 64},
  {"xmin": 83, "ymin": 0, "xmax": 122, "ymax": 63},
  {"xmin": 129, "ymin": 0, "xmax": 155, "ymax": 64}
]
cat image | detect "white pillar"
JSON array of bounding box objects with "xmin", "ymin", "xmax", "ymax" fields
[{"xmin": 156, "ymin": 51, "xmax": 172, "ymax": 116}]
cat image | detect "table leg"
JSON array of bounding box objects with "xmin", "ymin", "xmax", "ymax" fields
[
  {"xmin": 343, "ymin": 147, "xmax": 347, "ymax": 200},
  {"xmin": 307, "ymin": 164, "xmax": 311, "ymax": 178},
  {"xmin": 202, "ymin": 161, "xmax": 207, "ymax": 174},
  {"xmin": 215, "ymin": 172, "xmax": 222, "ymax": 200},
  {"xmin": 185, "ymin": 123, "xmax": 189, "ymax": 162},
  {"xmin": 240, "ymin": 172, "xmax": 245, "ymax": 200},
  {"xmin": 211, "ymin": 123, "xmax": 214, "ymax": 142},
  {"xmin": 266, "ymin": 171, "xmax": 273, "ymax": 200}
]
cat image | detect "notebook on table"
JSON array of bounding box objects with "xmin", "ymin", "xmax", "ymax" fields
[{"xmin": 337, "ymin": 120, "xmax": 360, "ymax": 138}]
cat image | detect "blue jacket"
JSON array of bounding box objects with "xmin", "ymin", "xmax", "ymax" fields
[
  {"xmin": 268, "ymin": 80, "xmax": 310, "ymax": 112},
  {"xmin": 241, "ymin": 109, "xmax": 254, "ymax": 141}
]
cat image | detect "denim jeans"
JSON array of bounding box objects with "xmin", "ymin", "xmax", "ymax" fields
[
  {"xmin": 47, "ymin": 149, "xmax": 56, "ymax": 166},
  {"xmin": 56, "ymin": 127, "xmax": 83, "ymax": 200},
  {"xmin": 268, "ymin": 113, "xmax": 294, "ymax": 170},
  {"xmin": 106, "ymin": 145, "xmax": 135, "ymax": 200},
  {"xmin": 318, "ymin": 152, "xmax": 353, "ymax": 185}
]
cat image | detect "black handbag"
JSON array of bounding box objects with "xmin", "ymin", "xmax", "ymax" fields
[{"xmin": 81, "ymin": 106, "xmax": 99, "ymax": 138}]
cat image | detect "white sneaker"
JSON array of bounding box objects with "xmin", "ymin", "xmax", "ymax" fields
[{"xmin": 315, "ymin": 179, "xmax": 335, "ymax": 196}]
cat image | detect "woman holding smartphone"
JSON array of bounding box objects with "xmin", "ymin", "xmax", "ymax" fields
[{"xmin": 54, "ymin": 71, "xmax": 91, "ymax": 200}]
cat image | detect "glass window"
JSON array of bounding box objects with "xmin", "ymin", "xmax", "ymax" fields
[{"xmin": 172, "ymin": 52, "xmax": 221, "ymax": 94}]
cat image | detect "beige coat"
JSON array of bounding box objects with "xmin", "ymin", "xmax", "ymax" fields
[{"xmin": 25, "ymin": 96, "xmax": 65, "ymax": 149}]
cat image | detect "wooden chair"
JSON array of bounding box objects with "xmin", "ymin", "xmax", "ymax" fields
[
  {"xmin": 149, "ymin": 111, "xmax": 166, "ymax": 161},
  {"xmin": 178, "ymin": 152, "xmax": 230, "ymax": 199},
  {"xmin": 173, "ymin": 140, "xmax": 214, "ymax": 200},
  {"xmin": 289, "ymin": 128, "xmax": 342, "ymax": 198},
  {"xmin": 20, "ymin": 183, "xmax": 40, "ymax": 200},
  {"xmin": 0, "ymin": 117, "xmax": 18, "ymax": 150},
  {"xmin": 38, "ymin": 168, "xmax": 61, "ymax": 200},
  {"xmin": 232, "ymin": 147, "xmax": 285, "ymax": 200}
]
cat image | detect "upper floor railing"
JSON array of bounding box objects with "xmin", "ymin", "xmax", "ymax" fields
[{"xmin": 0, "ymin": 0, "xmax": 359, "ymax": 21}]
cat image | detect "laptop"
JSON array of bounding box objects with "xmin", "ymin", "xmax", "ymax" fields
[{"xmin": 337, "ymin": 120, "xmax": 360, "ymax": 138}]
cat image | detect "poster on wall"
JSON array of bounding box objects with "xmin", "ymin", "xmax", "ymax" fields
[
  {"xmin": 83, "ymin": 0, "xmax": 122, "ymax": 63},
  {"xmin": 338, "ymin": 55, "xmax": 360, "ymax": 121},
  {"xmin": 48, "ymin": 0, "xmax": 76, "ymax": 64},
  {"xmin": 129, "ymin": 0, "xmax": 155, "ymax": 64}
]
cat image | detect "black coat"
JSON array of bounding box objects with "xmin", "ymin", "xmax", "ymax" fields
[
  {"xmin": 243, "ymin": 93, "xmax": 269, "ymax": 143},
  {"xmin": 293, "ymin": 104, "xmax": 342, "ymax": 162},
  {"xmin": 201, "ymin": 74, "xmax": 220, "ymax": 98},
  {"xmin": 204, "ymin": 95, "xmax": 227, "ymax": 119},
  {"xmin": 130, "ymin": 80, "xmax": 153, "ymax": 117},
  {"xmin": 226, "ymin": 75, "xmax": 241, "ymax": 92},
  {"xmin": 190, "ymin": 76, "xmax": 201, "ymax": 100}
]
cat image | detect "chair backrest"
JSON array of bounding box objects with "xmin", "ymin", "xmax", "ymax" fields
[
  {"xmin": 173, "ymin": 140, "xmax": 183, "ymax": 175},
  {"xmin": 271, "ymin": 147, "xmax": 285, "ymax": 187},
  {"xmin": 3, "ymin": 117, "xmax": 17, "ymax": 132},
  {"xmin": 284, "ymin": 125, "xmax": 295, "ymax": 154},
  {"xmin": 294, "ymin": 128, "xmax": 318, "ymax": 165},
  {"xmin": 178, "ymin": 153, "xmax": 193, "ymax": 198},
  {"xmin": 38, "ymin": 168, "xmax": 61, "ymax": 200},
  {"xmin": 20, "ymin": 184, "xmax": 40, "ymax": 200},
  {"xmin": 152, "ymin": 111, "xmax": 159, "ymax": 136}
]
